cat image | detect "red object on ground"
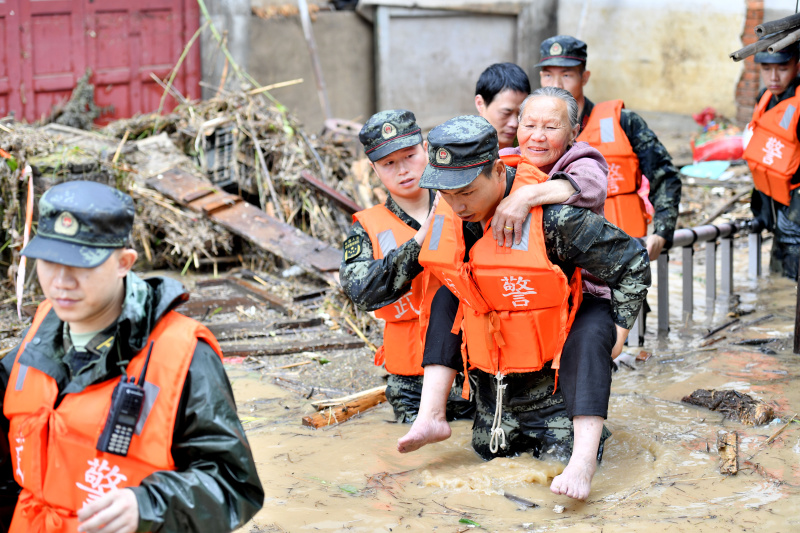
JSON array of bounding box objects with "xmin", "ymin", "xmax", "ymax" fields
[
  {"xmin": 692, "ymin": 136, "xmax": 744, "ymax": 163},
  {"xmin": 693, "ymin": 106, "xmax": 717, "ymax": 127},
  {"xmin": 0, "ymin": 0, "xmax": 201, "ymax": 125}
]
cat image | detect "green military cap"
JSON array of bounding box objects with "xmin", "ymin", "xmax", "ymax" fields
[
  {"xmin": 419, "ymin": 115, "xmax": 499, "ymax": 190},
  {"xmin": 755, "ymin": 32, "xmax": 800, "ymax": 63},
  {"xmin": 535, "ymin": 35, "xmax": 587, "ymax": 68},
  {"xmin": 358, "ymin": 109, "xmax": 422, "ymax": 162},
  {"xmin": 22, "ymin": 180, "xmax": 134, "ymax": 268}
]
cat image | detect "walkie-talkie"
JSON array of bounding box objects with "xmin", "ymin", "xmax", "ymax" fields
[{"xmin": 97, "ymin": 341, "xmax": 154, "ymax": 457}]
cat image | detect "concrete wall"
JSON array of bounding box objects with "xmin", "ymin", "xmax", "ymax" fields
[
  {"xmin": 375, "ymin": 8, "xmax": 518, "ymax": 129},
  {"xmin": 558, "ymin": 0, "xmax": 745, "ymax": 117},
  {"xmin": 247, "ymin": 11, "xmax": 374, "ymax": 133},
  {"xmin": 201, "ymin": 1, "xmax": 373, "ymax": 133},
  {"xmin": 201, "ymin": 0, "xmax": 252, "ymax": 99},
  {"xmin": 764, "ymin": 0, "xmax": 796, "ymax": 23},
  {"xmin": 202, "ymin": 1, "xmax": 556, "ymax": 133}
]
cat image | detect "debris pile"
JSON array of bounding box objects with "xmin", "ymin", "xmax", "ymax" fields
[
  {"xmin": 681, "ymin": 389, "xmax": 776, "ymax": 426},
  {"xmin": 103, "ymin": 92, "xmax": 379, "ymax": 249}
]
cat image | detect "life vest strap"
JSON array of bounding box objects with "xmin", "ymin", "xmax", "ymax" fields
[
  {"xmin": 373, "ymin": 345, "xmax": 386, "ymax": 367},
  {"xmin": 17, "ymin": 490, "xmax": 75, "ymax": 533},
  {"xmin": 459, "ymin": 315, "xmax": 470, "ymax": 400},
  {"xmin": 489, "ymin": 372, "xmax": 507, "ymax": 454},
  {"xmin": 450, "ymin": 304, "xmax": 464, "ymax": 335}
]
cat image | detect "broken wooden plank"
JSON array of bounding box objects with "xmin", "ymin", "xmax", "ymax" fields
[
  {"xmin": 221, "ymin": 336, "xmax": 363, "ymax": 357},
  {"xmin": 717, "ymin": 430, "xmax": 738, "ymax": 475},
  {"xmin": 299, "ymin": 170, "xmax": 363, "ymax": 215},
  {"xmin": 206, "ymin": 317, "xmax": 324, "ymax": 340},
  {"xmin": 310, "ymin": 385, "xmax": 387, "ymax": 409},
  {"xmin": 196, "ymin": 277, "xmax": 290, "ymax": 314},
  {"xmin": 177, "ymin": 295, "xmax": 265, "ymax": 317},
  {"xmin": 147, "ymin": 169, "xmax": 342, "ymax": 280},
  {"xmin": 302, "ymin": 386, "xmax": 387, "ymax": 428}
]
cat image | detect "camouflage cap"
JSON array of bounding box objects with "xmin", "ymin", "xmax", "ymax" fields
[
  {"xmin": 755, "ymin": 32, "xmax": 800, "ymax": 64},
  {"xmin": 419, "ymin": 115, "xmax": 499, "ymax": 190},
  {"xmin": 22, "ymin": 180, "xmax": 134, "ymax": 268},
  {"xmin": 359, "ymin": 109, "xmax": 423, "ymax": 162},
  {"xmin": 535, "ymin": 35, "xmax": 587, "ymax": 68}
]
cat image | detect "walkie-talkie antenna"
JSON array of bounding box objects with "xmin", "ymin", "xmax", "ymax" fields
[{"xmin": 138, "ymin": 341, "xmax": 155, "ymax": 386}]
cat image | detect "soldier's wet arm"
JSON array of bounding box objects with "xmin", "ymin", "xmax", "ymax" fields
[
  {"xmin": 621, "ymin": 110, "xmax": 682, "ymax": 248},
  {"xmin": 134, "ymin": 341, "xmax": 263, "ymax": 532},
  {"xmin": 339, "ymin": 221, "xmax": 424, "ymax": 311},
  {"xmin": 544, "ymin": 205, "xmax": 651, "ymax": 329}
]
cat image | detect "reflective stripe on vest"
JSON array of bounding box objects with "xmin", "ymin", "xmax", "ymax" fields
[
  {"xmin": 743, "ymin": 90, "xmax": 800, "ymax": 206},
  {"xmin": 4, "ymin": 300, "xmax": 222, "ymax": 533},
  {"xmin": 419, "ymin": 161, "xmax": 582, "ymax": 375},
  {"xmin": 577, "ymin": 100, "xmax": 648, "ymax": 237},
  {"xmin": 352, "ymin": 205, "xmax": 441, "ymax": 376}
]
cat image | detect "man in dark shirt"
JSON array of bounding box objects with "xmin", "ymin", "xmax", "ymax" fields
[{"xmin": 474, "ymin": 63, "xmax": 531, "ymax": 150}]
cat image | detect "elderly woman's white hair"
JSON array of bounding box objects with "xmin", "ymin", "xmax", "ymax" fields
[{"xmin": 518, "ymin": 87, "xmax": 580, "ymax": 129}]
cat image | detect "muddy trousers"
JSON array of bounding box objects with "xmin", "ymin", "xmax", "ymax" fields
[
  {"xmin": 385, "ymin": 373, "xmax": 475, "ymax": 423},
  {"xmin": 421, "ymin": 286, "xmax": 615, "ymax": 458},
  {"xmin": 470, "ymin": 366, "xmax": 611, "ymax": 461},
  {"xmin": 769, "ymin": 235, "xmax": 800, "ymax": 281}
]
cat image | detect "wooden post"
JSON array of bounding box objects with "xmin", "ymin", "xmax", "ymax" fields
[{"xmin": 717, "ymin": 430, "xmax": 739, "ymax": 475}]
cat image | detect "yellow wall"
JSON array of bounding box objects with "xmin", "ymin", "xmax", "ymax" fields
[{"xmin": 558, "ymin": 0, "xmax": 745, "ymax": 117}]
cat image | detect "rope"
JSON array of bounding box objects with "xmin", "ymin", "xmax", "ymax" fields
[{"xmin": 489, "ymin": 372, "xmax": 507, "ymax": 454}]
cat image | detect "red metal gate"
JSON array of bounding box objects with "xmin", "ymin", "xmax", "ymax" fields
[{"xmin": 0, "ymin": 0, "xmax": 201, "ymax": 125}]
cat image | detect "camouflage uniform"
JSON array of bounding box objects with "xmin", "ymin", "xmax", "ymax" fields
[
  {"xmin": 340, "ymin": 192, "xmax": 429, "ymax": 312},
  {"xmin": 340, "ymin": 192, "xmax": 475, "ymax": 423},
  {"xmin": 466, "ymin": 170, "xmax": 650, "ymax": 459},
  {"xmin": 580, "ymin": 98, "xmax": 683, "ymax": 249},
  {"xmin": 749, "ymin": 78, "xmax": 800, "ymax": 280},
  {"xmin": 339, "ymin": 109, "xmax": 474, "ymax": 423},
  {"xmin": 419, "ymin": 115, "xmax": 650, "ymax": 461}
]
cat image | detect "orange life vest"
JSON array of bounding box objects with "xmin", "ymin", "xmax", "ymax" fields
[
  {"xmin": 743, "ymin": 90, "xmax": 800, "ymax": 206},
  {"xmin": 4, "ymin": 300, "xmax": 222, "ymax": 533},
  {"xmin": 577, "ymin": 99, "xmax": 648, "ymax": 237},
  {"xmin": 352, "ymin": 205, "xmax": 442, "ymax": 376},
  {"xmin": 418, "ymin": 161, "xmax": 582, "ymax": 378}
]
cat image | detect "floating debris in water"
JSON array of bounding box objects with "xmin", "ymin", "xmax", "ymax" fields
[
  {"xmin": 502, "ymin": 491, "xmax": 539, "ymax": 509},
  {"xmin": 681, "ymin": 389, "xmax": 775, "ymax": 425},
  {"xmin": 553, "ymin": 505, "xmax": 565, "ymax": 514}
]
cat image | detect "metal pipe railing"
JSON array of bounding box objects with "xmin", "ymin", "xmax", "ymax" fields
[{"xmin": 633, "ymin": 219, "xmax": 762, "ymax": 342}]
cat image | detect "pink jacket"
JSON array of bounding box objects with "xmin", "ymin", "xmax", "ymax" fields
[{"xmin": 500, "ymin": 141, "xmax": 613, "ymax": 299}]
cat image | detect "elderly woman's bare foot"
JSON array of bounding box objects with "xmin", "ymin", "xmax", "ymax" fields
[
  {"xmin": 397, "ymin": 416, "xmax": 452, "ymax": 453},
  {"xmin": 549, "ymin": 455, "xmax": 597, "ymax": 500}
]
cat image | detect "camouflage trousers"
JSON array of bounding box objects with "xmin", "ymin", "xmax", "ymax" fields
[
  {"xmin": 385, "ymin": 373, "xmax": 475, "ymax": 423},
  {"xmin": 769, "ymin": 238, "xmax": 800, "ymax": 281},
  {"xmin": 471, "ymin": 365, "xmax": 611, "ymax": 462}
]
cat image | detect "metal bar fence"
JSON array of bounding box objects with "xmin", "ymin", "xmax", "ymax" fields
[{"xmin": 633, "ymin": 219, "xmax": 762, "ymax": 343}]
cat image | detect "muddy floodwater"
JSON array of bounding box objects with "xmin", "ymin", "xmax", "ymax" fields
[{"xmin": 233, "ymin": 245, "xmax": 800, "ymax": 532}]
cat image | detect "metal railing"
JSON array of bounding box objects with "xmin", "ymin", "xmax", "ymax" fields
[{"xmin": 630, "ymin": 219, "xmax": 762, "ymax": 342}]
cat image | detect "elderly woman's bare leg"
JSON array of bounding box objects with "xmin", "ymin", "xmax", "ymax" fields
[
  {"xmin": 550, "ymin": 415, "xmax": 603, "ymax": 500},
  {"xmin": 397, "ymin": 364, "xmax": 456, "ymax": 453}
]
